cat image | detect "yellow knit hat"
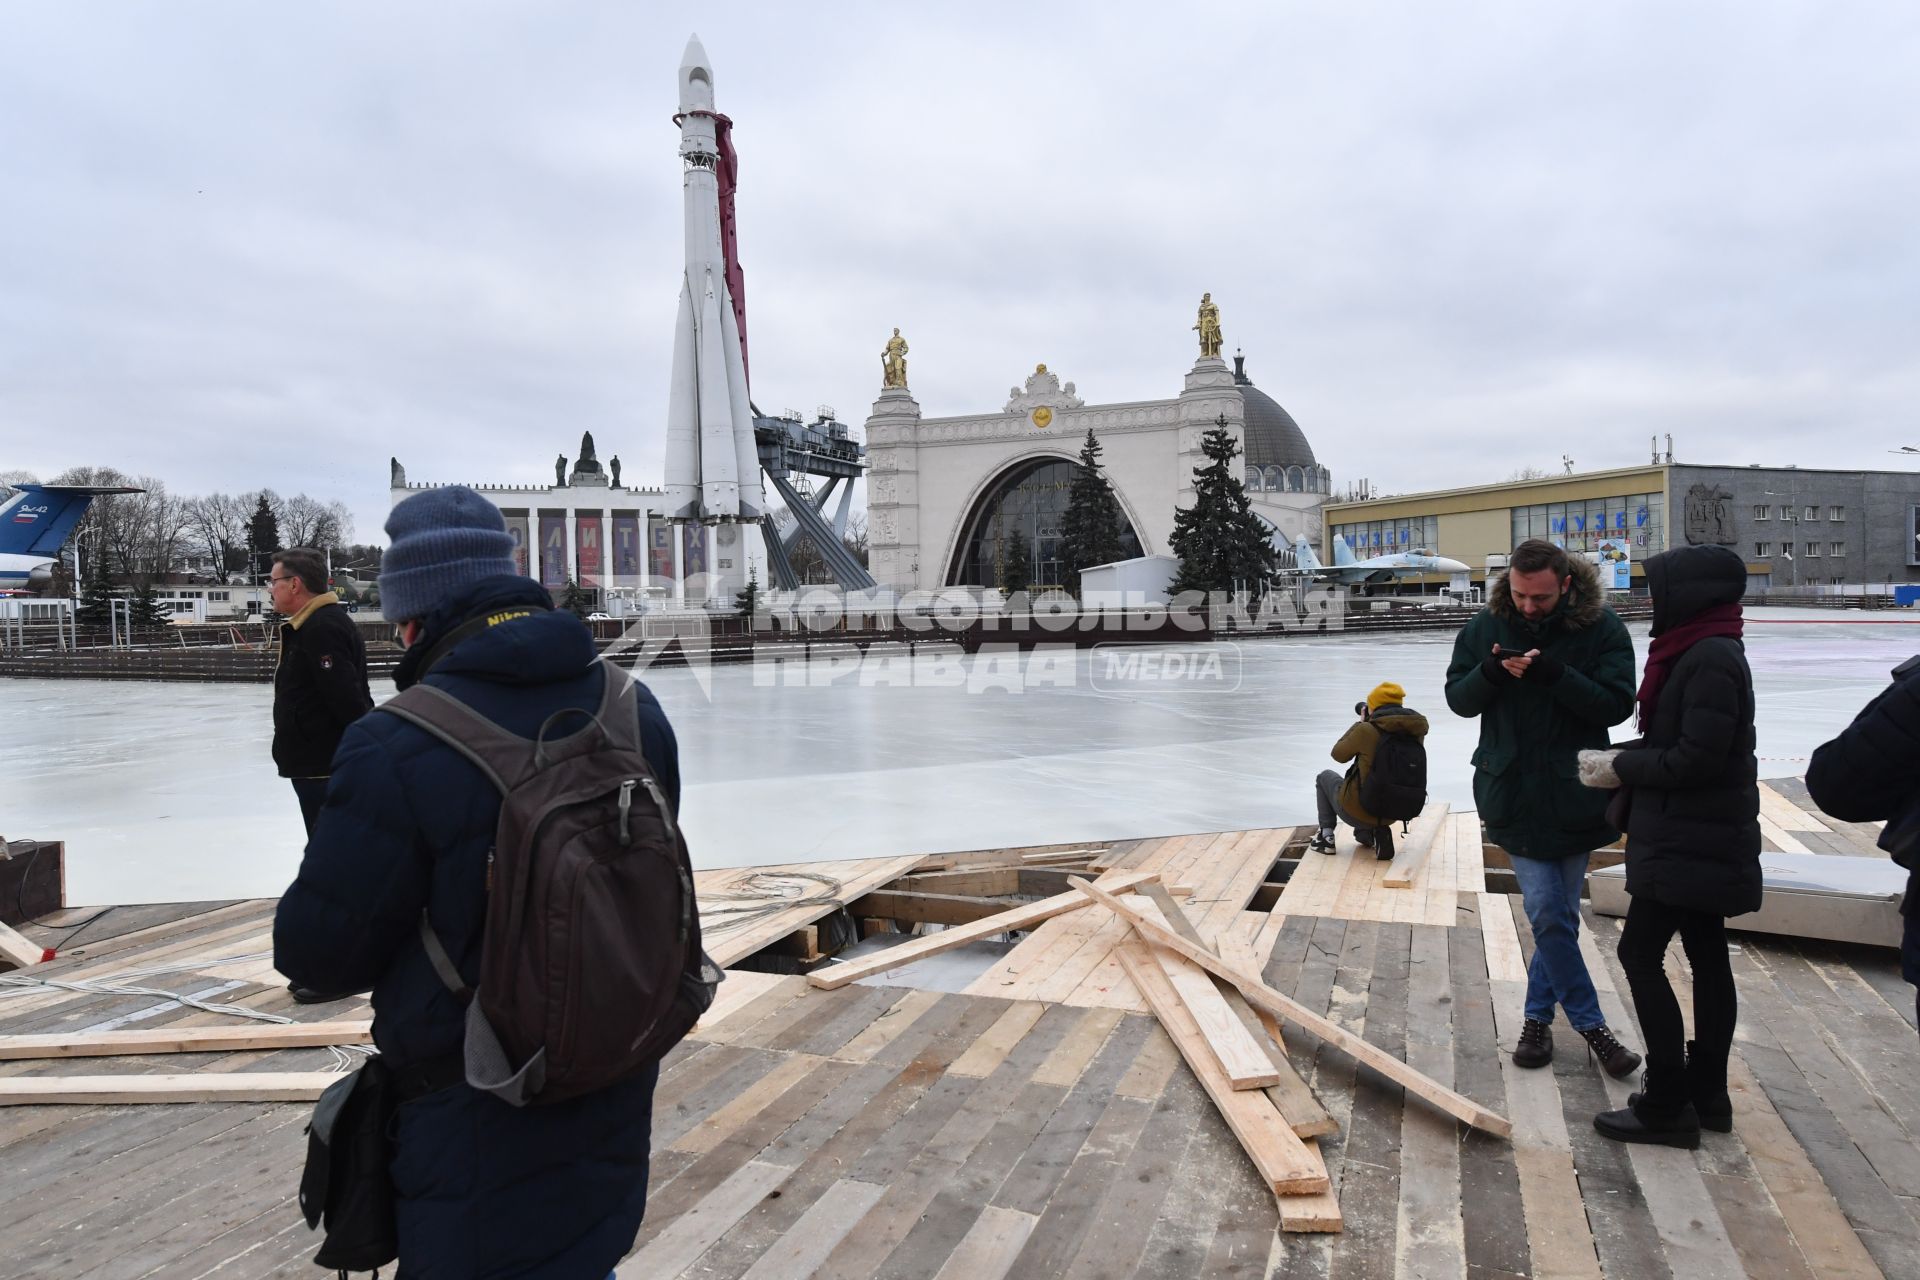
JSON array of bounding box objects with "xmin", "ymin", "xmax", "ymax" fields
[{"xmin": 1366, "ymin": 681, "xmax": 1405, "ymax": 711}]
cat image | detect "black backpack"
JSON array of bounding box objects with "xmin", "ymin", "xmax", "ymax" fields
[
  {"xmin": 1360, "ymin": 729, "xmax": 1428, "ymax": 823},
  {"xmin": 377, "ymin": 660, "xmax": 720, "ymax": 1107}
]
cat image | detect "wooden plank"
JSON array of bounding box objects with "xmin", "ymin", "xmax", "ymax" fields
[
  {"xmin": 0, "ymin": 919, "xmax": 44, "ymax": 970},
  {"xmin": 1149, "ymin": 940, "xmax": 1282, "ymax": 1090},
  {"xmin": 1395, "ymin": 923, "xmax": 1467, "ymax": 1276},
  {"xmin": 668, "ymin": 1052, "xmax": 827, "ymax": 1155},
  {"xmin": 1113, "ymin": 943, "xmax": 1328, "ymax": 1195},
  {"xmin": 1479, "ymin": 890, "xmax": 1528, "ymax": 983},
  {"xmin": 847, "ymin": 889, "xmax": 1014, "ymax": 927},
  {"xmin": 1760, "ymin": 815, "xmax": 1814, "ymax": 855},
  {"xmin": 892, "ymin": 868, "xmax": 1020, "ymax": 896},
  {"xmin": 947, "ymin": 1001, "xmax": 1047, "ymax": 1078},
  {"xmin": 932, "ymin": 1204, "xmax": 1038, "ymax": 1280},
  {"xmin": 0, "ymin": 1071, "xmax": 340, "ymax": 1105},
  {"xmin": 1031, "ymin": 1007, "xmax": 1124, "ymax": 1089},
  {"xmin": 1277, "ymin": 1139, "xmax": 1344, "ymax": 1233},
  {"xmin": 833, "ymin": 988, "xmax": 944, "ymax": 1064},
  {"xmin": 1759, "ymin": 781, "xmax": 1831, "ymax": 833},
  {"xmin": 1113, "ymin": 1024, "xmax": 1182, "ymax": 1100},
  {"xmin": 618, "ymin": 1159, "xmax": 791, "ymax": 1277},
  {"xmin": 807, "ymin": 869, "xmax": 1161, "ymax": 990},
  {"xmin": 1381, "ymin": 801, "xmax": 1452, "ymax": 888},
  {"xmin": 1726, "ymin": 1054, "xmax": 1885, "ymax": 1280},
  {"xmin": 0, "ymin": 1019, "xmax": 371, "ymax": 1060},
  {"xmin": 734, "ymin": 1177, "xmax": 888, "ymax": 1280},
  {"xmin": 1070, "ymin": 875, "xmax": 1513, "ymax": 1138},
  {"xmin": 1133, "ymin": 900, "xmax": 1281, "ymax": 1091}
]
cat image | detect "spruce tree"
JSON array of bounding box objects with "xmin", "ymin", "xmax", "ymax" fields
[
  {"xmin": 1058, "ymin": 428, "xmax": 1125, "ymax": 594},
  {"xmin": 734, "ymin": 568, "xmax": 762, "ymax": 621},
  {"xmin": 77, "ymin": 573, "xmax": 113, "ymax": 627},
  {"xmin": 247, "ymin": 496, "xmax": 281, "ymax": 582},
  {"xmin": 128, "ymin": 581, "xmax": 165, "ymax": 630},
  {"xmin": 559, "ymin": 578, "xmax": 591, "ymax": 619},
  {"xmin": 1168, "ymin": 415, "xmax": 1278, "ymax": 596},
  {"xmin": 1000, "ymin": 535, "xmax": 1032, "ymax": 599}
]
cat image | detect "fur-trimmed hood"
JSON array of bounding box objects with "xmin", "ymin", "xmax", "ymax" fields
[{"xmin": 1487, "ymin": 553, "xmax": 1608, "ymax": 631}]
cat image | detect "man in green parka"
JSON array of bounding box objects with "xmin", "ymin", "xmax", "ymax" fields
[{"xmin": 1446, "ymin": 538, "xmax": 1642, "ymax": 1079}]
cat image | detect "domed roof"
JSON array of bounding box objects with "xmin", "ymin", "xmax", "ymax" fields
[{"xmin": 1233, "ymin": 353, "xmax": 1316, "ymax": 470}]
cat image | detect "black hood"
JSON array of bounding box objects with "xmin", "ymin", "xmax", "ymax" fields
[{"xmin": 1644, "ymin": 544, "xmax": 1746, "ymax": 636}]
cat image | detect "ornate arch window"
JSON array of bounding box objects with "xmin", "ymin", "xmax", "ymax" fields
[{"xmin": 947, "ymin": 458, "xmax": 1143, "ymax": 588}]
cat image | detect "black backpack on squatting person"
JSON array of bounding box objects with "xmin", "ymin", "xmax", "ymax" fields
[
  {"xmin": 1358, "ymin": 728, "xmax": 1429, "ymax": 857},
  {"xmin": 299, "ymin": 660, "xmax": 722, "ymax": 1276}
]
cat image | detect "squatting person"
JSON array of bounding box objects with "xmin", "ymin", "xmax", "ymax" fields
[
  {"xmin": 1445, "ymin": 538, "xmax": 1642, "ymax": 1078},
  {"xmin": 1309, "ymin": 681, "xmax": 1429, "ymax": 858}
]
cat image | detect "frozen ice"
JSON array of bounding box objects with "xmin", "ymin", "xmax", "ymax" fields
[{"xmin": 7, "ymin": 606, "xmax": 1916, "ymax": 906}]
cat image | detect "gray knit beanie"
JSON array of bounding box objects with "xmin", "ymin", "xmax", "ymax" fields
[{"xmin": 379, "ymin": 485, "xmax": 519, "ymax": 623}]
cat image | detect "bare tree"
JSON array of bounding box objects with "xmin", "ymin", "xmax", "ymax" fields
[
  {"xmin": 52, "ymin": 467, "xmax": 185, "ymax": 585},
  {"xmin": 1504, "ymin": 466, "xmax": 1551, "ymax": 483},
  {"xmin": 181, "ymin": 492, "xmax": 254, "ymax": 579},
  {"xmin": 278, "ymin": 493, "xmax": 353, "ymax": 550},
  {"xmin": 842, "ymin": 510, "xmax": 869, "ymax": 568}
]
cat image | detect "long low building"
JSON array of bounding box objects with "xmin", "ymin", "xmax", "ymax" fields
[{"xmin": 1323, "ymin": 461, "xmax": 1920, "ymax": 591}]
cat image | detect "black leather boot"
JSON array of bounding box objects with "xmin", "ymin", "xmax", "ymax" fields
[
  {"xmin": 1513, "ymin": 1017, "xmax": 1553, "ymax": 1068},
  {"xmin": 1597, "ymin": 1062, "xmax": 1701, "ymax": 1148},
  {"xmin": 1630, "ymin": 1040, "xmax": 1732, "ymax": 1132},
  {"xmin": 1579, "ymin": 1024, "xmax": 1643, "ymax": 1079}
]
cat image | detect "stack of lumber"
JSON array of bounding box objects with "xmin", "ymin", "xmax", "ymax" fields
[{"xmin": 807, "ymin": 860, "xmax": 1512, "ymax": 1234}]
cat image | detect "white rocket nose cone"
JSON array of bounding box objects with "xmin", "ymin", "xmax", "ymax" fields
[{"xmin": 679, "ymin": 35, "xmax": 714, "ymax": 111}]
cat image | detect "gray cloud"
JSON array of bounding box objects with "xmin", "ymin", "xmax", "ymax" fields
[{"xmin": 2, "ymin": 1, "xmax": 1916, "ymax": 543}]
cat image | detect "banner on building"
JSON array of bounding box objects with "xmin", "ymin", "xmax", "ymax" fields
[
  {"xmin": 1596, "ymin": 537, "xmax": 1631, "ymax": 590},
  {"xmin": 612, "ymin": 515, "xmax": 642, "ymax": 583},
  {"xmin": 575, "ymin": 515, "xmax": 603, "ymax": 587},
  {"xmin": 649, "ymin": 519, "xmax": 676, "ymax": 585},
  {"xmin": 681, "ymin": 522, "xmax": 708, "ymax": 583},
  {"xmin": 504, "ymin": 515, "xmax": 530, "ymax": 579},
  {"xmin": 538, "ymin": 515, "xmax": 566, "ymax": 587}
]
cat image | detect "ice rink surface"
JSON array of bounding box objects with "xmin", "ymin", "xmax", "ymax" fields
[{"xmin": 8, "ymin": 606, "xmax": 1917, "ymax": 905}]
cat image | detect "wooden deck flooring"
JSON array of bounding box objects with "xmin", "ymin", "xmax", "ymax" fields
[{"xmin": 2, "ymin": 790, "xmax": 1918, "ymax": 1278}]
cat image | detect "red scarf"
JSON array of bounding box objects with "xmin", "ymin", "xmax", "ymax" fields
[{"xmin": 1637, "ymin": 602, "xmax": 1743, "ymax": 732}]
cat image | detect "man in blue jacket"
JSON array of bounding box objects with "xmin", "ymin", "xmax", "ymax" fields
[
  {"xmin": 1807, "ymin": 654, "xmax": 1920, "ymax": 1036},
  {"xmin": 274, "ymin": 485, "xmax": 681, "ymax": 1278}
]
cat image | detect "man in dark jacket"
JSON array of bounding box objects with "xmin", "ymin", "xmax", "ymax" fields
[
  {"xmin": 270, "ymin": 546, "xmax": 373, "ymax": 835},
  {"xmin": 1446, "ymin": 539, "xmax": 1641, "ymax": 1078},
  {"xmin": 1309, "ymin": 681, "xmax": 1429, "ymax": 857},
  {"xmin": 275, "ymin": 486, "xmax": 680, "ymax": 1278},
  {"xmin": 1807, "ymin": 650, "xmax": 1920, "ymax": 1036}
]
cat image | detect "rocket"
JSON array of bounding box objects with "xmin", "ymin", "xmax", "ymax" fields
[{"xmin": 663, "ymin": 35, "xmax": 764, "ymax": 526}]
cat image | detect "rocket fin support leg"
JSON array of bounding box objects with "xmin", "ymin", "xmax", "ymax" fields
[
  {"xmin": 695, "ymin": 274, "xmax": 741, "ymax": 517},
  {"xmin": 663, "ymin": 280, "xmax": 701, "ymax": 519},
  {"xmin": 716, "ymin": 273, "xmax": 763, "ymax": 520}
]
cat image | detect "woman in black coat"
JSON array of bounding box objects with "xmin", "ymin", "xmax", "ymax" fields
[{"xmin": 1578, "ymin": 544, "xmax": 1761, "ymax": 1148}]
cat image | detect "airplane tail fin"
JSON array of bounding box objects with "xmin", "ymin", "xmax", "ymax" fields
[
  {"xmin": 0, "ymin": 484, "xmax": 135, "ymax": 558},
  {"xmin": 1292, "ymin": 536, "xmax": 1323, "ymax": 573},
  {"xmin": 1331, "ymin": 534, "xmax": 1358, "ymax": 567}
]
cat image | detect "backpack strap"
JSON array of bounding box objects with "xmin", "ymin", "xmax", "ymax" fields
[
  {"xmin": 375, "ymin": 685, "xmax": 541, "ymax": 795},
  {"xmin": 593, "ymin": 660, "xmax": 644, "ymax": 756}
]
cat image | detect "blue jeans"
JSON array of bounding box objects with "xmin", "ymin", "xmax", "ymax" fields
[{"xmin": 1508, "ymin": 851, "xmax": 1604, "ymax": 1032}]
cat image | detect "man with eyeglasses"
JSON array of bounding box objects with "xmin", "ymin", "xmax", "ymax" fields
[{"xmin": 269, "ymin": 547, "xmax": 373, "ymax": 837}]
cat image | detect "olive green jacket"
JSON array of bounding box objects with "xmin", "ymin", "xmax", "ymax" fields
[{"xmin": 1444, "ymin": 556, "xmax": 1637, "ymax": 858}]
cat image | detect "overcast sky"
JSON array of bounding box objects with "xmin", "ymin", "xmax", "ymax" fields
[{"xmin": 3, "ymin": 2, "xmax": 1916, "ymax": 545}]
